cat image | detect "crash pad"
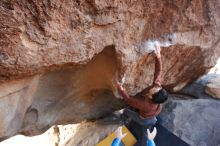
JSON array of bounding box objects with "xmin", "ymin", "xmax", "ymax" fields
[
  {"xmin": 154, "ymin": 123, "xmax": 190, "ymax": 146},
  {"xmin": 97, "ymin": 125, "xmax": 137, "ymax": 146}
]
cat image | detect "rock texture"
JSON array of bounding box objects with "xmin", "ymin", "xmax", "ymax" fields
[
  {"xmin": 159, "ymin": 99, "xmax": 220, "ymax": 146},
  {"xmin": 179, "ymin": 74, "xmax": 220, "ymax": 99},
  {"xmin": 209, "ymin": 58, "xmax": 220, "ymax": 74},
  {"xmin": 2, "ymin": 98, "xmax": 220, "ymax": 146},
  {"xmin": 179, "ymin": 74, "xmax": 218, "ymax": 99},
  {"xmin": 205, "ymin": 75, "xmax": 220, "ymax": 99},
  {"xmin": 0, "ymin": 0, "xmax": 220, "ymax": 138},
  {"xmin": 0, "ymin": 48, "xmax": 124, "ymax": 138},
  {"xmin": 0, "ymin": 0, "xmax": 220, "ymax": 88},
  {"xmin": 0, "ymin": 122, "xmax": 119, "ymax": 146},
  {"xmin": 0, "ymin": 76, "xmax": 39, "ymax": 138}
]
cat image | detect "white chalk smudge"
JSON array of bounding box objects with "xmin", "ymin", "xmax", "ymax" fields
[
  {"xmin": 139, "ymin": 33, "xmax": 176, "ymax": 54},
  {"xmin": 142, "ymin": 40, "xmax": 158, "ymax": 53}
]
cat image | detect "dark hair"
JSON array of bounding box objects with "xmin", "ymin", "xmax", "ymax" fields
[{"xmin": 151, "ymin": 89, "xmax": 168, "ymax": 104}]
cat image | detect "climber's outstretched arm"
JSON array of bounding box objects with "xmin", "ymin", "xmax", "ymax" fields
[
  {"xmin": 117, "ymin": 83, "xmax": 151, "ymax": 111},
  {"xmin": 117, "ymin": 83, "xmax": 131, "ymax": 100},
  {"xmin": 152, "ymin": 44, "xmax": 162, "ymax": 87}
]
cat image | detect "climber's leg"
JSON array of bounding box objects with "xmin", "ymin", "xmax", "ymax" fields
[
  {"xmin": 123, "ymin": 108, "xmax": 141, "ymax": 123},
  {"xmin": 133, "ymin": 123, "xmax": 151, "ymax": 146},
  {"xmin": 123, "ymin": 108, "xmax": 157, "ymax": 125}
]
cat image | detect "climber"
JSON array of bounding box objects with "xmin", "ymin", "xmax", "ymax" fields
[
  {"xmin": 111, "ymin": 126, "xmax": 127, "ymax": 146},
  {"xmin": 116, "ymin": 42, "xmax": 168, "ymax": 146}
]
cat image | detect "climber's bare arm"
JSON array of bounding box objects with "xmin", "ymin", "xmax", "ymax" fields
[
  {"xmin": 143, "ymin": 44, "xmax": 162, "ymax": 97},
  {"xmin": 117, "ymin": 83, "xmax": 150, "ymax": 110},
  {"xmin": 116, "ymin": 82, "xmax": 131, "ymax": 100},
  {"xmin": 152, "ymin": 44, "xmax": 162, "ymax": 87}
]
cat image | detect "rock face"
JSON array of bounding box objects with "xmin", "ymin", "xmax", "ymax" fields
[
  {"xmin": 205, "ymin": 75, "xmax": 220, "ymax": 99},
  {"xmin": 0, "ymin": 0, "xmax": 220, "ymax": 138},
  {"xmin": 2, "ymin": 98, "xmax": 220, "ymax": 146},
  {"xmin": 0, "ymin": 48, "xmax": 124, "ymax": 138},
  {"xmin": 179, "ymin": 74, "xmax": 218, "ymax": 99},
  {"xmin": 209, "ymin": 58, "xmax": 220, "ymax": 74},
  {"xmin": 1, "ymin": 0, "xmax": 220, "ymax": 88},
  {"xmin": 159, "ymin": 99, "xmax": 220, "ymax": 146},
  {"xmin": 179, "ymin": 74, "xmax": 220, "ymax": 99},
  {"xmin": 0, "ymin": 76, "xmax": 39, "ymax": 139},
  {"xmin": 0, "ymin": 122, "xmax": 119, "ymax": 146}
]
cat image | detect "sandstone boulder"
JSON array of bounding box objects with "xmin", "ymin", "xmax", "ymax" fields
[
  {"xmin": 179, "ymin": 74, "xmax": 217, "ymax": 99},
  {"xmin": 209, "ymin": 58, "xmax": 220, "ymax": 74},
  {"xmin": 0, "ymin": 122, "xmax": 118, "ymax": 146},
  {"xmin": 0, "ymin": 0, "xmax": 220, "ymax": 90},
  {"xmin": 159, "ymin": 99, "xmax": 220, "ymax": 146},
  {"xmin": 179, "ymin": 74, "xmax": 220, "ymax": 100},
  {"xmin": 0, "ymin": 0, "xmax": 220, "ymax": 138},
  {"xmin": 0, "ymin": 76, "xmax": 39, "ymax": 138},
  {"xmin": 205, "ymin": 75, "xmax": 220, "ymax": 99}
]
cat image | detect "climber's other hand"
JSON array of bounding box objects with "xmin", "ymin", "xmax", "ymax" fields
[
  {"xmin": 153, "ymin": 41, "xmax": 161, "ymax": 57},
  {"xmin": 147, "ymin": 127, "xmax": 157, "ymax": 140},
  {"xmin": 115, "ymin": 126, "xmax": 127, "ymax": 140}
]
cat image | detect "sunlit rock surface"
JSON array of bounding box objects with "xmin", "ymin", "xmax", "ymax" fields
[
  {"xmin": 0, "ymin": 122, "xmax": 118, "ymax": 146},
  {"xmin": 159, "ymin": 99, "xmax": 220, "ymax": 146},
  {"xmin": 179, "ymin": 74, "xmax": 220, "ymax": 100},
  {"xmin": 0, "ymin": 0, "xmax": 220, "ymax": 139},
  {"xmin": 205, "ymin": 75, "xmax": 220, "ymax": 99}
]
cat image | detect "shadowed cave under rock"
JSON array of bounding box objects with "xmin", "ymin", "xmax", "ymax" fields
[{"xmin": 20, "ymin": 46, "xmax": 124, "ymax": 136}]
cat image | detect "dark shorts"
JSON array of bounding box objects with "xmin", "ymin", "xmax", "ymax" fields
[{"xmin": 123, "ymin": 109, "xmax": 157, "ymax": 146}]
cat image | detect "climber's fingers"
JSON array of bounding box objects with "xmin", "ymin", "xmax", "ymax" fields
[
  {"xmin": 153, "ymin": 41, "xmax": 160, "ymax": 54},
  {"xmin": 115, "ymin": 126, "xmax": 123, "ymax": 137},
  {"xmin": 118, "ymin": 126, "xmax": 123, "ymax": 133},
  {"xmin": 121, "ymin": 133, "xmax": 127, "ymax": 139},
  {"xmin": 115, "ymin": 126, "xmax": 127, "ymax": 139},
  {"xmin": 147, "ymin": 129, "xmax": 150, "ymax": 135},
  {"xmin": 154, "ymin": 41, "xmax": 161, "ymax": 51},
  {"xmin": 152, "ymin": 127, "xmax": 157, "ymax": 137},
  {"xmin": 147, "ymin": 127, "xmax": 157, "ymax": 140},
  {"xmin": 115, "ymin": 126, "xmax": 121, "ymax": 136},
  {"xmin": 120, "ymin": 75, "xmax": 125, "ymax": 85}
]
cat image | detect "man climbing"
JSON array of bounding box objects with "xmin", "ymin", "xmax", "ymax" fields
[{"xmin": 116, "ymin": 42, "xmax": 168, "ymax": 146}]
